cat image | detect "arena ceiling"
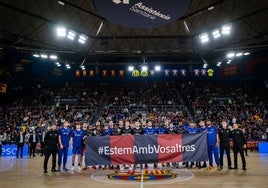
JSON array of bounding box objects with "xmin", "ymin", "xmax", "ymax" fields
[{"xmin": 0, "ymin": 0, "xmax": 267, "ymax": 66}]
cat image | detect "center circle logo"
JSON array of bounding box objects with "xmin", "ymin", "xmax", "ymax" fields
[
  {"xmin": 90, "ymin": 169, "xmax": 194, "ymax": 184},
  {"xmin": 108, "ymin": 169, "xmax": 176, "ymax": 181}
]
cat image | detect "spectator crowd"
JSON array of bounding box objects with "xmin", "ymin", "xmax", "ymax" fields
[{"xmin": 0, "ymin": 81, "xmax": 267, "ymax": 157}]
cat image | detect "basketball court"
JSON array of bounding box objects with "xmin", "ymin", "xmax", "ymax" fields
[{"xmin": 0, "ymin": 152, "xmax": 268, "ymax": 188}]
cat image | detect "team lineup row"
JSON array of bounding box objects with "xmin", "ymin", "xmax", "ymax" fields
[{"xmin": 37, "ymin": 119, "xmax": 247, "ymax": 173}]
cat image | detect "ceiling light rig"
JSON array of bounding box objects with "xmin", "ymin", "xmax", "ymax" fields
[
  {"xmin": 55, "ymin": 62, "xmax": 61, "ymax": 67},
  {"xmin": 56, "ymin": 26, "xmax": 88, "ymax": 44},
  {"xmin": 33, "ymin": 53, "xmax": 58, "ymax": 60},
  {"xmin": 199, "ymin": 24, "xmax": 232, "ymax": 44},
  {"xmin": 80, "ymin": 65, "xmax": 85, "ymax": 70},
  {"xmin": 221, "ymin": 25, "xmax": 232, "ymax": 35},
  {"xmin": 128, "ymin": 66, "xmax": 134, "ymax": 72},
  {"xmin": 236, "ymin": 52, "xmax": 243, "ymax": 57},
  {"xmin": 214, "ymin": 51, "xmax": 250, "ymax": 66},
  {"xmin": 226, "ymin": 51, "xmax": 250, "ymax": 59},
  {"xmin": 65, "ymin": 64, "xmax": 71, "ymax": 69},
  {"xmin": 226, "ymin": 52, "xmax": 235, "ymax": 58},
  {"xmin": 33, "ymin": 53, "xmax": 63, "ymax": 68},
  {"xmin": 78, "ymin": 34, "xmax": 88, "ymax": 44},
  {"xmin": 49, "ymin": 55, "xmax": 58, "ymax": 60},
  {"xmin": 155, "ymin": 65, "xmax": 161, "ymax": 72},
  {"xmin": 212, "ymin": 30, "xmax": 221, "ymax": 39},
  {"xmin": 203, "ymin": 63, "xmax": 208, "ymax": 69},
  {"xmin": 67, "ymin": 30, "xmax": 77, "ymax": 40},
  {"xmin": 199, "ymin": 33, "xmax": 209, "ymax": 43},
  {"xmin": 56, "ymin": 27, "xmax": 67, "ymax": 37},
  {"xmin": 33, "ymin": 54, "xmax": 40, "ymax": 58},
  {"xmin": 40, "ymin": 54, "xmax": 48, "ymax": 59},
  {"xmin": 201, "ymin": 56, "xmax": 209, "ymax": 69},
  {"xmin": 216, "ymin": 62, "xmax": 222, "ymax": 67},
  {"xmin": 32, "ymin": 52, "xmax": 77, "ymax": 70},
  {"xmin": 127, "ymin": 65, "xmax": 161, "ymax": 72},
  {"xmin": 79, "ymin": 56, "xmax": 87, "ymax": 70}
]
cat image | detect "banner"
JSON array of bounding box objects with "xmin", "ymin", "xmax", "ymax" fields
[
  {"xmin": 86, "ymin": 133, "xmax": 208, "ymax": 166},
  {"xmin": 93, "ymin": 0, "xmax": 191, "ymax": 28},
  {"xmin": 2, "ymin": 144, "xmax": 28, "ymax": 157},
  {"xmin": 229, "ymin": 140, "xmax": 266, "ymax": 149}
]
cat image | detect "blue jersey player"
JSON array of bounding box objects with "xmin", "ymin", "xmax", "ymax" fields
[
  {"xmin": 205, "ymin": 120, "xmax": 220, "ymax": 170},
  {"xmin": 70, "ymin": 122, "xmax": 85, "ymax": 171},
  {"xmin": 157, "ymin": 121, "xmax": 168, "ymax": 135},
  {"xmin": 58, "ymin": 121, "xmax": 71, "ymax": 171},
  {"xmin": 144, "ymin": 121, "xmax": 157, "ymax": 135}
]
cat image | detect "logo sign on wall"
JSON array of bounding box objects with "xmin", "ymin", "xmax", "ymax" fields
[
  {"xmin": 93, "ymin": 0, "xmax": 192, "ymax": 28},
  {"xmin": 2, "ymin": 144, "xmax": 28, "ymax": 157}
]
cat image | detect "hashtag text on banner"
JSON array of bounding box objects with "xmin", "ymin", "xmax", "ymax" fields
[{"xmin": 85, "ymin": 133, "xmax": 208, "ymax": 165}]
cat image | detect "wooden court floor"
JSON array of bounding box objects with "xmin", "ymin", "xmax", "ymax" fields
[{"xmin": 0, "ymin": 151, "xmax": 268, "ymax": 188}]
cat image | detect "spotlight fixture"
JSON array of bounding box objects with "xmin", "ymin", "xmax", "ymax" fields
[
  {"xmin": 225, "ymin": 51, "xmax": 250, "ymax": 60},
  {"xmin": 80, "ymin": 65, "xmax": 85, "ymax": 70},
  {"xmin": 199, "ymin": 33, "xmax": 209, "ymax": 43},
  {"xmin": 40, "ymin": 54, "xmax": 48, "ymax": 59},
  {"xmin": 198, "ymin": 24, "xmax": 232, "ymax": 44},
  {"xmin": 236, "ymin": 52, "xmax": 243, "ymax": 57},
  {"xmin": 49, "ymin": 55, "xmax": 58, "ymax": 60},
  {"xmin": 67, "ymin": 30, "xmax": 76, "ymax": 40},
  {"xmin": 154, "ymin": 65, "xmax": 161, "ymax": 71},
  {"xmin": 212, "ymin": 30, "xmax": 221, "ymax": 39},
  {"xmin": 33, "ymin": 54, "xmax": 40, "ymax": 58},
  {"xmin": 221, "ymin": 25, "xmax": 232, "ymax": 35},
  {"xmin": 216, "ymin": 62, "xmax": 222, "ymax": 67},
  {"xmin": 203, "ymin": 63, "xmax": 208, "ymax": 69},
  {"xmin": 128, "ymin": 66, "xmax": 134, "ymax": 71},
  {"xmin": 65, "ymin": 64, "xmax": 71, "ymax": 69},
  {"xmin": 78, "ymin": 34, "xmax": 88, "ymax": 44},
  {"xmin": 226, "ymin": 52, "xmax": 235, "ymax": 58},
  {"xmin": 57, "ymin": 27, "xmax": 67, "ymax": 37},
  {"xmin": 56, "ymin": 26, "xmax": 88, "ymax": 45},
  {"xmin": 55, "ymin": 62, "xmax": 61, "ymax": 67}
]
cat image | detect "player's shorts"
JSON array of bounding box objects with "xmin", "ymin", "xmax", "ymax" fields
[{"xmin": 72, "ymin": 145, "xmax": 82, "ymax": 155}]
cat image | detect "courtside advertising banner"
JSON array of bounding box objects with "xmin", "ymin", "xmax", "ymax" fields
[{"xmin": 85, "ymin": 133, "xmax": 208, "ymax": 165}]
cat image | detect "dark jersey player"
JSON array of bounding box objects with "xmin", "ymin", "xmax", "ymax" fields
[
  {"xmin": 232, "ymin": 123, "xmax": 247, "ymax": 170},
  {"xmin": 43, "ymin": 122, "xmax": 59, "ymax": 173},
  {"xmin": 218, "ymin": 121, "xmax": 233, "ymax": 169}
]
